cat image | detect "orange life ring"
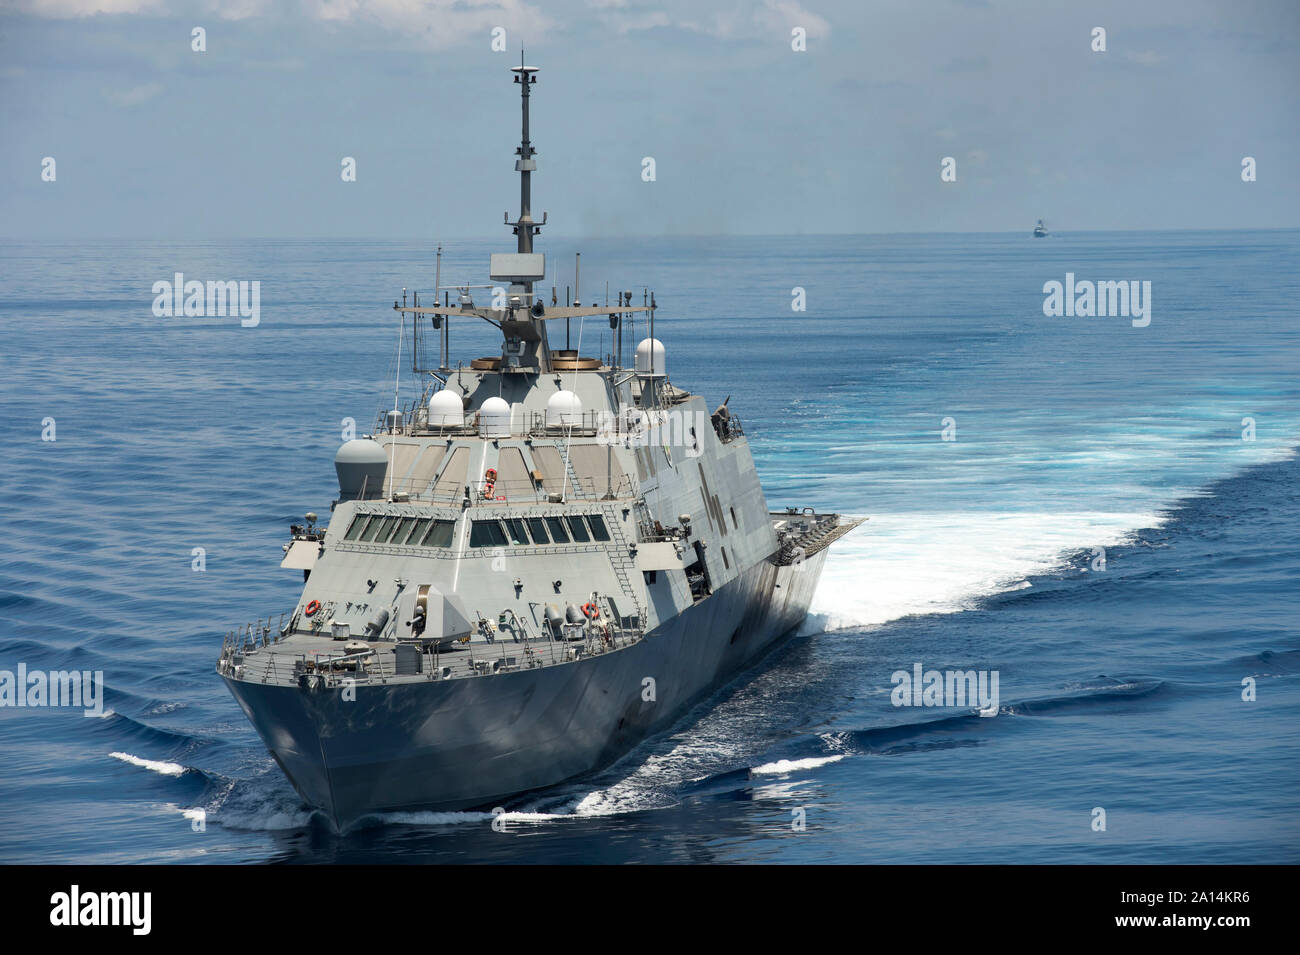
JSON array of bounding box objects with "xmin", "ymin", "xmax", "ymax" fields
[
  {"xmin": 581, "ymin": 602, "xmax": 599, "ymax": 619},
  {"xmin": 482, "ymin": 482, "xmax": 495, "ymax": 498},
  {"xmin": 485, "ymin": 468, "xmax": 498, "ymax": 482},
  {"xmin": 305, "ymin": 600, "xmax": 321, "ymax": 616}
]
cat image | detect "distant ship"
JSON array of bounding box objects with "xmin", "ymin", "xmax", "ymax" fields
[
  {"xmin": 217, "ymin": 57, "xmax": 863, "ymax": 829},
  {"xmin": 1033, "ymin": 219, "xmax": 1048, "ymax": 237}
]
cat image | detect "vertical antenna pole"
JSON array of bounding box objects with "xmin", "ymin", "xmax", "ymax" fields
[
  {"xmin": 434, "ymin": 243, "xmax": 444, "ymax": 370},
  {"xmin": 571, "ymin": 252, "xmax": 580, "ymax": 348},
  {"xmin": 509, "ymin": 53, "xmax": 549, "ymax": 371},
  {"xmin": 513, "ymin": 51, "xmax": 536, "ymax": 257},
  {"xmin": 649, "ymin": 290, "xmax": 655, "ymax": 380},
  {"xmin": 388, "ymin": 309, "xmax": 402, "ymax": 499}
]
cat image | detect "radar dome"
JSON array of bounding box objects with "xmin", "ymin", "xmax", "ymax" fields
[
  {"xmin": 479, "ymin": 396, "xmax": 511, "ymax": 438},
  {"xmin": 635, "ymin": 338, "xmax": 666, "ymax": 378},
  {"xmin": 428, "ymin": 390, "xmax": 464, "ymax": 427},
  {"xmin": 546, "ymin": 390, "xmax": 583, "ymax": 427},
  {"xmin": 334, "ymin": 439, "xmax": 388, "ymax": 500}
]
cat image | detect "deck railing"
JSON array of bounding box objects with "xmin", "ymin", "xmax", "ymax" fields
[
  {"xmin": 219, "ymin": 594, "xmax": 645, "ymax": 687},
  {"xmin": 370, "ymin": 473, "xmax": 636, "ymax": 505}
]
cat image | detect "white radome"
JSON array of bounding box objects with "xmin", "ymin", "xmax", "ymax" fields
[
  {"xmin": 545, "ymin": 389, "xmax": 583, "ymax": 427},
  {"xmin": 428, "ymin": 389, "xmax": 464, "ymax": 427},
  {"xmin": 333, "ymin": 438, "xmax": 388, "ymax": 499},
  {"xmin": 479, "ymin": 396, "xmax": 511, "ymax": 437},
  {"xmin": 635, "ymin": 337, "xmax": 666, "ymax": 377}
]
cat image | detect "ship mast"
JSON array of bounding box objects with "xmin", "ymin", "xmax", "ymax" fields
[
  {"xmin": 509, "ymin": 53, "xmax": 540, "ymax": 259},
  {"xmin": 392, "ymin": 56, "xmax": 655, "ymax": 378},
  {"xmin": 497, "ymin": 52, "xmax": 552, "ymax": 373}
]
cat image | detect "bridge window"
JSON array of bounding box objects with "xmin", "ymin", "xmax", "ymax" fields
[
  {"xmin": 470, "ymin": 519, "xmax": 508, "ymax": 548},
  {"xmin": 387, "ymin": 516, "xmax": 417, "ymax": 544},
  {"xmin": 420, "ymin": 519, "xmax": 455, "ymax": 548},
  {"xmin": 545, "ymin": 516, "xmax": 570, "ymax": 543},
  {"xmin": 361, "ymin": 515, "xmax": 393, "ymax": 543},
  {"xmin": 504, "ymin": 517, "xmax": 531, "ymax": 545},
  {"xmin": 566, "ymin": 516, "xmax": 591, "ymax": 543},
  {"xmin": 587, "ymin": 514, "xmax": 611, "ymax": 542},
  {"xmin": 343, "ymin": 514, "xmax": 372, "ymax": 541},
  {"xmin": 525, "ymin": 517, "xmax": 550, "ymax": 543},
  {"xmin": 402, "ymin": 517, "xmax": 431, "ymax": 545}
]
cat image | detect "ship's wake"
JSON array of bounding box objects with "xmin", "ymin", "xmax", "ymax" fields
[{"xmin": 803, "ymin": 509, "xmax": 1161, "ymax": 633}]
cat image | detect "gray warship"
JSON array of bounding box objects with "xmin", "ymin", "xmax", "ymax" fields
[{"xmin": 218, "ymin": 59, "xmax": 863, "ymax": 829}]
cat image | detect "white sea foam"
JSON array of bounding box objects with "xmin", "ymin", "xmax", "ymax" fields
[
  {"xmin": 109, "ymin": 751, "xmax": 186, "ymax": 776},
  {"xmin": 805, "ymin": 509, "xmax": 1162, "ymax": 632},
  {"xmin": 208, "ymin": 786, "xmax": 317, "ymax": 830},
  {"xmin": 375, "ymin": 809, "xmax": 562, "ymax": 827},
  {"xmin": 750, "ymin": 755, "xmax": 845, "ymax": 775},
  {"xmin": 796, "ymin": 403, "xmax": 1300, "ymax": 635},
  {"xmin": 156, "ymin": 804, "xmax": 210, "ymax": 826}
]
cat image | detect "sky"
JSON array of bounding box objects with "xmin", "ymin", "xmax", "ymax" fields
[{"xmin": 1, "ymin": 0, "xmax": 1297, "ymax": 237}]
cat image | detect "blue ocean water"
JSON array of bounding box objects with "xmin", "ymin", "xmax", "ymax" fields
[{"xmin": 1, "ymin": 230, "xmax": 1297, "ymax": 863}]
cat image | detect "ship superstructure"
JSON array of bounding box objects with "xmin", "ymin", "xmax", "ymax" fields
[{"xmin": 218, "ymin": 58, "xmax": 862, "ymax": 828}]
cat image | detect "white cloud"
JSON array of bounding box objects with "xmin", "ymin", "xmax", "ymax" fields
[
  {"xmin": 8, "ymin": 0, "xmax": 271, "ymax": 19},
  {"xmin": 213, "ymin": 0, "xmax": 272, "ymax": 20},
  {"xmin": 8, "ymin": 0, "xmax": 550, "ymax": 38},
  {"xmin": 754, "ymin": 0, "xmax": 830, "ymax": 40},
  {"xmin": 587, "ymin": 0, "xmax": 830, "ymax": 41},
  {"xmin": 7, "ymin": 0, "xmax": 167, "ymax": 16},
  {"xmin": 300, "ymin": 0, "xmax": 552, "ymax": 45}
]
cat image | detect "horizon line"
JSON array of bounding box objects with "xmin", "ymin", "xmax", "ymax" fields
[{"xmin": 2, "ymin": 226, "xmax": 1297, "ymax": 243}]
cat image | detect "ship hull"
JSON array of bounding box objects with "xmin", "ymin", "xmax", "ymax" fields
[{"xmin": 222, "ymin": 551, "xmax": 827, "ymax": 828}]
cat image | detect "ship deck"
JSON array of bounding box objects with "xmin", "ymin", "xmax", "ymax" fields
[
  {"xmin": 222, "ymin": 624, "xmax": 635, "ymax": 690},
  {"xmin": 220, "ymin": 510, "xmax": 863, "ymax": 691}
]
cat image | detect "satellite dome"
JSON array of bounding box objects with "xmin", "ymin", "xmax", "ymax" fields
[
  {"xmin": 479, "ymin": 396, "xmax": 511, "ymax": 438},
  {"xmin": 428, "ymin": 390, "xmax": 464, "ymax": 427},
  {"xmin": 334, "ymin": 439, "xmax": 388, "ymax": 500},
  {"xmin": 635, "ymin": 338, "xmax": 666, "ymax": 377},
  {"xmin": 545, "ymin": 390, "xmax": 583, "ymax": 427}
]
